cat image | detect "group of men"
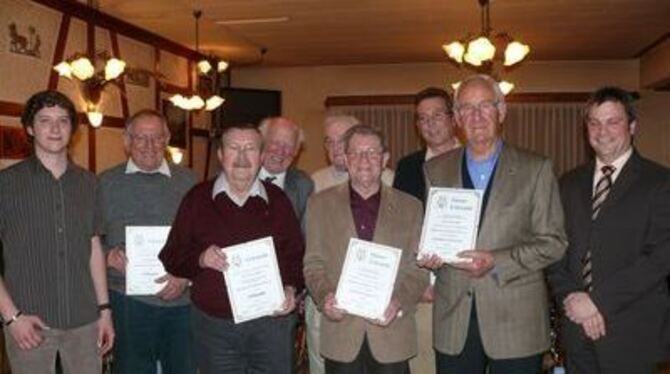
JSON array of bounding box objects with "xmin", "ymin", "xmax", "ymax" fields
[{"xmin": 0, "ymin": 72, "xmax": 667, "ymax": 374}]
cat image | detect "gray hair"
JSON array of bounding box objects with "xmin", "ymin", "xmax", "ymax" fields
[
  {"xmin": 453, "ymin": 74, "xmax": 506, "ymax": 111},
  {"xmin": 323, "ymin": 114, "xmax": 360, "ymax": 132},
  {"xmin": 342, "ymin": 124, "xmax": 388, "ymax": 153},
  {"xmin": 258, "ymin": 116, "xmax": 305, "ymax": 146},
  {"xmin": 125, "ymin": 109, "xmax": 170, "ymax": 138}
]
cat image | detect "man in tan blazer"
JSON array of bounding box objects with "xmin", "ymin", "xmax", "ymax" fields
[
  {"xmin": 420, "ymin": 74, "xmax": 567, "ymax": 373},
  {"xmin": 304, "ymin": 124, "xmax": 428, "ymax": 374}
]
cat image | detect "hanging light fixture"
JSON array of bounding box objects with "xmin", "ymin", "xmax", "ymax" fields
[
  {"xmin": 443, "ymin": 0, "xmax": 530, "ymax": 94},
  {"xmin": 53, "ymin": 51, "xmax": 129, "ymax": 127},
  {"xmin": 169, "ymin": 10, "xmax": 227, "ymax": 112}
]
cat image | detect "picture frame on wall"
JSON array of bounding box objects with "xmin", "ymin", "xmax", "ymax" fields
[
  {"xmin": 0, "ymin": 125, "xmax": 31, "ymax": 169},
  {"xmin": 161, "ymin": 99, "xmax": 188, "ymax": 149}
]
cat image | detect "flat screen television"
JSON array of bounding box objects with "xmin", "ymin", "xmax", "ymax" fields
[{"xmin": 218, "ymin": 88, "xmax": 282, "ymax": 127}]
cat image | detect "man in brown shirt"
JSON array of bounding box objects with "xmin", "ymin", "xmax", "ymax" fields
[
  {"xmin": 304, "ymin": 124, "xmax": 427, "ymax": 374},
  {"xmin": 0, "ymin": 90, "xmax": 114, "ymax": 373}
]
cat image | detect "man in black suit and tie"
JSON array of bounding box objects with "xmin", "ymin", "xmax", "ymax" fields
[
  {"xmin": 393, "ymin": 87, "xmax": 460, "ymax": 374},
  {"xmin": 548, "ymin": 86, "xmax": 670, "ymax": 373}
]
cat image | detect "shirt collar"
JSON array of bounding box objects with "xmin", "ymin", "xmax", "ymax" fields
[
  {"xmin": 465, "ymin": 139, "xmax": 503, "ymax": 165},
  {"xmin": 425, "ymin": 139, "xmax": 462, "ymax": 161},
  {"xmin": 125, "ymin": 158, "xmax": 171, "ymax": 177},
  {"xmin": 212, "ymin": 172, "xmax": 268, "ymax": 207},
  {"xmin": 259, "ymin": 167, "xmax": 286, "ymax": 190},
  {"xmin": 594, "ymin": 147, "xmax": 633, "ymax": 187},
  {"xmin": 330, "ymin": 165, "xmax": 350, "ymax": 182}
]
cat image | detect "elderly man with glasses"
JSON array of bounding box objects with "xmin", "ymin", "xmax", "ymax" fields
[
  {"xmin": 419, "ymin": 74, "xmax": 567, "ymax": 374},
  {"xmin": 304, "ymin": 124, "xmax": 428, "ymax": 374},
  {"xmin": 99, "ymin": 109, "xmax": 198, "ymax": 374}
]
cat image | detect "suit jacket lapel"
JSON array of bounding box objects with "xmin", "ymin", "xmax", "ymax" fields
[
  {"xmin": 333, "ymin": 183, "xmax": 358, "ymax": 241},
  {"xmin": 598, "ymin": 152, "xmax": 640, "ymax": 215},
  {"xmin": 284, "ymin": 169, "xmax": 298, "ymax": 201},
  {"xmin": 372, "ymin": 186, "xmax": 396, "ymax": 244},
  {"xmin": 480, "ymin": 145, "xmax": 516, "ymax": 226}
]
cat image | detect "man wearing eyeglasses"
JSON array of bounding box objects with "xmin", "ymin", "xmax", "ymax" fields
[
  {"xmin": 99, "ymin": 109, "xmax": 197, "ymax": 373},
  {"xmin": 307, "ymin": 115, "xmax": 394, "ymax": 374},
  {"xmin": 419, "ymin": 74, "xmax": 567, "ymax": 373},
  {"xmin": 304, "ymin": 124, "xmax": 428, "ymax": 374},
  {"xmin": 393, "ymin": 87, "xmax": 461, "ymax": 374},
  {"xmin": 159, "ymin": 123, "xmax": 304, "ymax": 374}
]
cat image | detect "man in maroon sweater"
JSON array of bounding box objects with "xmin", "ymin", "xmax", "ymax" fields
[{"xmin": 159, "ymin": 123, "xmax": 304, "ymax": 374}]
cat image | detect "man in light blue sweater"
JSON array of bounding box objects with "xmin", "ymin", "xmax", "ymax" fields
[{"xmin": 99, "ymin": 109, "xmax": 197, "ymax": 374}]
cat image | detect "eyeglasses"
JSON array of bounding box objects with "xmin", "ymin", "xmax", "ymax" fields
[
  {"xmin": 346, "ymin": 148, "xmax": 383, "ymax": 162},
  {"xmin": 130, "ymin": 134, "xmax": 166, "ymax": 146},
  {"xmin": 417, "ymin": 112, "xmax": 450, "ymax": 126},
  {"xmin": 455, "ymin": 101, "xmax": 499, "ymax": 117},
  {"xmin": 224, "ymin": 143, "xmax": 260, "ymax": 153},
  {"xmin": 324, "ymin": 137, "xmax": 344, "ymax": 149}
]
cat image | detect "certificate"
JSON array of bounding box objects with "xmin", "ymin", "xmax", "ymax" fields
[
  {"xmin": 418, "ymin": 187, "xmax": 483, "ymax": 262},
  {"xmin": 222, "ymin": 237, "xmax": 285, "ymax": 324},
  {"xmin": 125, "ymin": 226, "xmax": 171, "ymax": 296},
  {"xmin": 335, "ymin": 238, "xmax": 402, "ymax": 320}
]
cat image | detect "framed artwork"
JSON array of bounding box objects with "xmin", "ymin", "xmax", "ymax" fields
[{"xmin": 161, "ymin": 99, "xmax": 188, "ymax": 149}]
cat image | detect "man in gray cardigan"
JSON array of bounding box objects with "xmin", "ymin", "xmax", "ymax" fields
[{"xmin": 99, "ymin": 109, "xmax": 197, "ymax": 374}]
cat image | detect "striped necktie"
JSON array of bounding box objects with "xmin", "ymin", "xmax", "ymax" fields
[{"xmin": 582, "ymin": 165, "xmax": 615, "ymax": 291}]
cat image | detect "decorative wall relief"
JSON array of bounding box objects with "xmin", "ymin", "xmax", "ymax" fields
[
  {"xmin": 8, "ymin": 22, "xmax": 41, "ymax": 58},
  {"xmin": 124, "ymin": 67, "xmax": 151, "ymax": 87}
]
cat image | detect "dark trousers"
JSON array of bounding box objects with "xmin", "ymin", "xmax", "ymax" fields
[
  {"xmin": 110, "ymin": 291, "xmax": 195, "ymax": 374},
  {"xmin": 436, "ymin": 304, "xmax": 542, "ymax": 374},
  {"xmin": 562, "ymin": 316, "xmax": 660, "ymax": 374},
  {"xmin": 192, "ymin": 306, "xmax": 294, "ymax": 374},
  {"xmin": 325, "ymin": 336, "xmax": 409, "ymax": 374}
]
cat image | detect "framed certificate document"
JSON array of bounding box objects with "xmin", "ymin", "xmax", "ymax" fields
[
  {"xmin": 418, "ymin": 187, "xmax": 483, "ymax": 262},
  {"xmin": 222, "ymin": 236, "xmax": 285, "ymax": 324},
  {"xmin": 126, "ymin": 226, "xmax": 171, "ymax": 296},
  {"xmin": 335, "ymin": 238, "xmax": 402, "ymax": 320}
]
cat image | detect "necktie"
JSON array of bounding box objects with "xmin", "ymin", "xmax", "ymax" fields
[
  {"xmin": 263, "ymin": 176, "xmax": 276, "ymax": 184},
  {"xmin": 582, "ymin": 165, "xmax": 615, "ymax": 291}
]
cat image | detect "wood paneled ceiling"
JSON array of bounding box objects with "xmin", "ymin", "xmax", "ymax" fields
[{"xmin": 95, "ymin": 0, "xmax": 670, "ymax": 67}]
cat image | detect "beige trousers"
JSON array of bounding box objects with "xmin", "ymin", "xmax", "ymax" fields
[{"xmin": 5, "ymin": 320, "xmax": 101, "ymax": 374}]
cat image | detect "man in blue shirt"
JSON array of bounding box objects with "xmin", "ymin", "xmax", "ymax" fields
[{"xmin": 419, "ymin": 74, "xmax": 567, "ymax": 374}]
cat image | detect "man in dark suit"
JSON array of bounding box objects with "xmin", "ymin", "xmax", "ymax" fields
[
  {"xmin": 259, "ymin": 116, "xmax": 314, "ymax": 230},
  {"xmin": 393, "ymin": 87, "xmax": 460, "ymax": 374},
  {"xmin": 394, "ymin": 87, "xmax": 460, "ymax": 204},
  {"xmin": 259, "ymin": 116, "xmax": 314, "ymax": 372},
  {"xmin": 548, "ymin": 87, "xmax": 670, "ymax": 373}
]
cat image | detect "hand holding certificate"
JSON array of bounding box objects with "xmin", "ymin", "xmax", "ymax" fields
[
  {"xmin": 222, "ymin": 237, "xmax": 285, "ymax": 324},
  {"xmin": 126, "ymin": 226, "xmax": 171, "ymax": 296},
  {"xmin": 418, "ymin": 188, "xmax": 483, "ymax": 263},
  {"xmin": 334, "ymin": 238, "xmax": 402, "ymax": 321}
]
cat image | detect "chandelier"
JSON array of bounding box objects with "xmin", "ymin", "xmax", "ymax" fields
[
  {"xmin": 442, "ymin": 0, "xmax": 530, "ymax": 94},
  {"xmin": 169, "ymin": 10, "xmax": 227, "ymax": 111},
  {"xmin": 53, "ymin": 51, "xmax": 127, "ymax": 127}
]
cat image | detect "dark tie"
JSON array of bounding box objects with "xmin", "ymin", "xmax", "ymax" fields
[
  {"xmin": 263, "ymin": 176, "xmax": 276, "ymax": 184},
  {"xmin": 582, "ymin": 165, "xmax": 615, "ymax": 291}
]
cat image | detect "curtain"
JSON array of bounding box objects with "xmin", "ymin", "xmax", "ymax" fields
[
  {"xmin": 329, "ymin": 104, "xmax": 418, "ymax": 169},
  {"xmin": 329, "ymin": 99, "xmax": 588, "ymax": 177},
  {"xmin": 504, "ymin": 102, "xmax": 588, "ymax": 176}
]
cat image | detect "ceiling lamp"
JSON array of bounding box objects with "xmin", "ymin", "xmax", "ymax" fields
[
  {"xmin": 442, "ymin": 0, "xmax": 530, "ymax": 94},
  {"xmin": 53, "ymin": 51, "xmax": 129, "ymax": 127},
  {"xmin": 170, "ymin": 10, "xmax": 228, "ymax": 112}
]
